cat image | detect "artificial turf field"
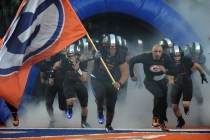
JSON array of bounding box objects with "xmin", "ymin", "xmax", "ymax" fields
[{"xmin": 1, "ymin": 127, "xmax": 210, "ymax": 140}]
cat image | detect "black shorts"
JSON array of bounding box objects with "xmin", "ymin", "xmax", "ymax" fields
[
  {"xmin": 45, "ymin": 82, "xmax": 66, "ymax": 111},
  {"xmin": 63, "ymin": 81, "xmax": 88, "ymax": 107},
  {"xmin": 171, "ymin": 79, "xmax": 193, "ymax": 104},
  {"xmin": 91, "ymin": 77, "xmax": 118, "ymax": 101}
]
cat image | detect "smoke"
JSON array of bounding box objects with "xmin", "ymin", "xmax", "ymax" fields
[
  {"xmin": 163, "ymin": 0, "xmax": 210, "ymax": 126},
  {"xmin": 164, "ymin": 0, "xmax": 210, "ymax": 52},
  {"xmin": 5, "ymin": 0, "xmax": 210, "ymax": 129}
]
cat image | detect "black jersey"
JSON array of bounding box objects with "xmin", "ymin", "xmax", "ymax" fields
[
  {"xmin": 35, "ymin": 53, "xmax": 65, "ymax": 80},
  {"xmin": 61, "ymin": 58, "xmax": 87, "ymax": 83},
  {"xmin": 129, "ymin": 53, "xmax": 175, "ymax": 80},
  {"xmin": 92, "ymin": 46, "xmax": 127, "ymax": 81},
  {"xmin": 36, "ymin": 53, "xmax": 64, "ymax": 72},
  {"xmin": 173, "ymin": 56, "xmax": 194, "ymax": 80},
  {"xmin": 115, "ymin": 46, "xmax": 129, "ymax": 80}
]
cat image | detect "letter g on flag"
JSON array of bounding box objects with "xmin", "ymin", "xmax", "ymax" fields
[{"xmin": 0, "ymin": 0, "xmax": 64, "ymax": 76}]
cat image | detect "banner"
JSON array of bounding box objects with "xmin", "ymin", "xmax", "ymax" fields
[{"xmin": 0, "ymin": 0, "xmax": 87, "ymax": 108}]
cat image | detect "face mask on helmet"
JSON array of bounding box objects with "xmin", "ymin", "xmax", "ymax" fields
[
  {"xmin": 116, "ymin": 36, "xmax": 122, "ymax": 46},
  {"xmin": 122, "ymin": 38, "xmax": 127, "ymax": 47},
  {"xmin": 79, "ymin": 38, "xmax": 89, "ymax": 52},
  {"xmin": 191, "ymin": 42, "xmax": 203, "ymax": 62},
  {"xmin": 65, "ymin": 44, "xmax": 81, "ymax": 62},
  {"xmin": 116, "ymin": 36, "xmax": 127, "ymax": 47},
  {"xmin": 137, "ymin": 39, "xmax": 143, "ymax": 48},
  {"xmin": 109, "ymin": 34, "xmax": 117, "ymax": 49},
  {"xmin": 103, "ymin": 34, "xmax": 117, "ymax": 49},
  {"xmin": 102, "ymin": 34, "xmax": 117, "ymax": 56},
  {"xmin": 192, "ymin": 42, "xmax": 203, "ymax": 56},
  {"xmin": 173, "ymin": 45, "xmax": 183, "ymax": 63},
  {"xmin": 159, "ymin": 38, "xmax": 173, "ymax": 50}
]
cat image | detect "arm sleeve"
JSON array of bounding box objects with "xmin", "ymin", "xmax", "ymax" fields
[
  {"xmin": 129, "ymin": 54, "xmax": 144, "ymax": 77},
  {"xmin": 182, "ymin": 56, "xmax": 194, "ymax": 69}
]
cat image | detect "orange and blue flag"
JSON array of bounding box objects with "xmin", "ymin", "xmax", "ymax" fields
[{"xmin": 0, "ymin": 0, "xmax": 87, "ymax": 108}]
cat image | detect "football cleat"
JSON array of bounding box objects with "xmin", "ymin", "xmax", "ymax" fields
[
  {"xmin": 81, "ymin": 122, "xmax": 91, "ymax": 128},
  {"xmin": 66, "ymin": 108, "xmax": 73, "ymax": 119},
  {"xmin": 184, "ymin": 107, "xmax": 190, "ymax": 115},
  {"xmin": 176, "ymin": 118, "xmax": 185, "ymax": 129},
  {"xmin": 12, "ymin": 113, "xmax": 19, "ymax": 127},
  {"xmin": 159, "ymin": 123, "xmax": 169, "ymax": 132},
  {"xmin": 152, "ymin": 117, "xmax": 160, "ymax": 127},
  {"xmin": 97, "ymin": 110, "xmax": 104, "ymax": 124},
  {"xmin": 105, "ymin": 125, "xmax": 114, "ymax": 132}
]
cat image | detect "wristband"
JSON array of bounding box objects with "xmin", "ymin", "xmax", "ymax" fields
[
  {"xmin": 201, "ymin": 73, "xmax": 205, "ymax": 77},
  {"xmin": 118, "ymin": 81, "xmax": 123, "ymax": 87},
  {"xmin": 77, "ymin": 69, "xmax": 83, "ymax": 76}
]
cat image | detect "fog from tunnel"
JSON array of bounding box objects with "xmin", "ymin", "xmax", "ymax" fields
[
  {"xmin": 5, "ymin": 0, "xmax": 210, "ymax": 129},
  {"xmin": 162, "ymin": 0, "xmax": 210, "ymax": 127}
]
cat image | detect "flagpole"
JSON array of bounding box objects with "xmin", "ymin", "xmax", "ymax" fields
[{"xmin": 86, "ymin": 33, "xmax": 116, "ymax": 84}]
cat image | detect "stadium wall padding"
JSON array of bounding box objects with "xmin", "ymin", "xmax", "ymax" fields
[{"xmin": 0, "ymin": 0, "xmax": 202, "ymax": 123}]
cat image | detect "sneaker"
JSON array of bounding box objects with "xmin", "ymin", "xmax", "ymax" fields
[
  {"xmin": 97, "ymin": 110, "xmax": 104, "ymax": 124},
  {"xmin": 81, "ymin": 122, "xmax": 91, "ymax": 128},
  {"xmin": 152, "ymin": 117, "xmax": 160, "ymax": 127},
  {"xmin": 158, "ymin": 123, "xmax": 169, "ymax": 132},
  {"xmin": 163, "ymin": 117, "xmax": 168, "ymax": 123},
  {"xmin": 184, "ymin": 107, "xmax": 190, "ymax": 115},
  {"xmin": 66, "ymin": 108, "xmax": 73, "ymax": 119},
  {"xmin": 12, "ymin": 113, "xmax": 19, "ymax": 127},
  {"xmin": 105, "ymin": 125, "xmax": 114, "ymax": 132},
  {"xmin": 176, "ymin": 119, "xmax": 185, "ymax": 129}
]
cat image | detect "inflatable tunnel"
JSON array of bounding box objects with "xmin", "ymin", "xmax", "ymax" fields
[{"xmin": 0, "ymin": 0, "xmax": 202, "ymax": 123}]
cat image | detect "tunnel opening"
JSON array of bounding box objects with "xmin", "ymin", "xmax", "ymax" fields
[{"xmin": 82, "ymin": 13, "xmax": 164, "ymax": 51}]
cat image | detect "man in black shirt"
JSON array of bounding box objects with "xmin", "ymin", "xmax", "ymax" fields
[
  {"xmin": 37, "ymin": 52, "xmax": 66, "ymax": 127},
  {"xmin": 51, "ymin": 43, "xmax": 90, "ymax": 128},
  {"xmin": 91, "ymin": 34, "xmax": 128, "ymax": 132},
  {"xmin": 168, "ymin": 45, "xmax": 208, "ymax": 129},
  {"xmin": 184, "ymin": 42, "xmax": 210, "ymax": 105},
  {"xmin": 129, "ymin": 44, "xmax": 175, "ymax": 132}
]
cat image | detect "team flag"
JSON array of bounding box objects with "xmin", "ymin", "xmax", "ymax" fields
[{"xmin": 0, "ymin": 0, "xmax": 87, "ymax": 108}]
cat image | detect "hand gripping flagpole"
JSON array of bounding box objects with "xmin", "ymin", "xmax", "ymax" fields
[{"xmin": 86, "ymin": 33, "xmax": 116, "ymax": 84}]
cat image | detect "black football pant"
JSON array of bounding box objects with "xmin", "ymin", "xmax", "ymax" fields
[{"xmin": 144, "ymin": 77, "xmax": 168, "ymax": 124}]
